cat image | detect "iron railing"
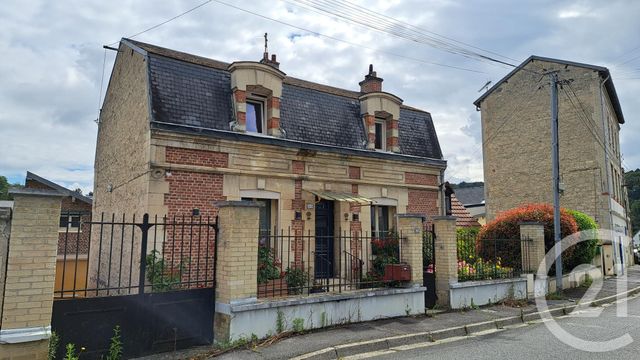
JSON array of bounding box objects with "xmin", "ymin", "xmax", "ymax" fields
[
  {"xmin": 257, "ymin": 229, "xmax": 403, "ymax": 298},
  {"xmin": 456, "ymin": 231, "xmax": 530, "ymax": 282},
  {"xmin": 55, "ymin": 213, "xmax": 217, "ymax": 299}
]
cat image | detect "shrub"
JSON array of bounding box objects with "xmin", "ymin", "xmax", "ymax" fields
[
  {"xmin": 566, "ymin": 210, "xmax": 599, "ymax": 270},
  {"xmin": 478, "ymin": 204, "xmax": 579, "ymax": 273},
  {"xmin": 284, "ymin": 267, "xmax": 308, "ymax": 295},
  {"xmin": 457, "ymin": 227, "xmax": 480, "ymax": 262},
  {"xmin": 370, "ymin": 231, "xmax": 400, "ymax": 279},
  {"xmin": 257, "ymin": 247, "xmax": 281, "ymax": 284}
]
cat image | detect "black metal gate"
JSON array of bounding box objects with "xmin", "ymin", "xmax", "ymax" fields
[
  {"xmin": 423, "ymin": 224, "xmax": 437, "ymax": 308},
  {"xmin": 51, "ymin": 213, "xmax": 217, "ymax": 359}
]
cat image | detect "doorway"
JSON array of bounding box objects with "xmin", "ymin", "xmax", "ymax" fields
[{"xmin": 315, "ymin": 200, "xmax": 334, "ymax": 278}]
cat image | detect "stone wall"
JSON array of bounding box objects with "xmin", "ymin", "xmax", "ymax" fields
[{"xmin": 0, "ymin": 206, "xmax": 10, "ymax": 327}]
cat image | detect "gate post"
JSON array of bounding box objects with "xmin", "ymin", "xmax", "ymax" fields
[
  {"xmin": 213, "ymin": 201, "xmax": 260, "ymax": 343},
  {"xmin": 519, "ymin": 222, "xmax": 546, "ymax": 297},
  {"xmin": 397, "ymin": 214, "xmax": 424, "ymax": 287},
  {"xmin": 0, "ymin": 189, "xmax": 63, "ymax": 359},
  {"xmin": 433, "ymin": 216, "xmax": 457, "ymax": 308}
]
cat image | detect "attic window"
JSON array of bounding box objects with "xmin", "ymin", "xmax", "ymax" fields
[
  {"xmin": 374, "ymin": 119, "xmax": 386, "ymax": 151},
  {"xmin": 246, "ymin": 100, "xmax": 264, "ymax": 133}
]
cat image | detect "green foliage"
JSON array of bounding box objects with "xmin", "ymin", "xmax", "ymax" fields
[
  {"xmin": 369, "ymin": 230, "xmax": 400, "ymax": 281},
  {"xmin": 145, "ymin": 250, "xmax": 187, "ymax": 292},
  {"xmin": 456, "ymin": 227, "xmax": 479, "ymax": 263},
  {"xmin": 257, "ymin": 247, "xmax": 281, "ymax": 284},
  {"xmin": 479, "ymin": 204, "xmax": 579, "ymax": 273},
  {"xmin": 64, "ymin": 344, "xmax": 81, "ymax": 360},
  {"xmin": 0, "ymin": 176, "xmax": 22, "ymax": 201},
  {"xmin": 105, "ymin": 326, "xmax": 123, "ymax": 360},
  {"xmin": 276, "ymin": 310, "xmax": 285, "ymax": 333},
  {"xmin": 566, "ymin": 210, "xmax": 599, "ymax": 270},
  {"xmin": 284, "ymin": 267, "xmax": 308, "ymax": 295},
  {"xmin": 625, "ymin": 169, "xmax": 640, "ymax": 234},
  {"xmin": 292, "ymin": 318, "xmax": 304, "ymax": 333},
  {"xmin": 48, "ymin": 331, "xmax": 60, "ymax": 360}
]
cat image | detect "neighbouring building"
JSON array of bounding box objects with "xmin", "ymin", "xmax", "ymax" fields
[
  {"xmin": 92, "ymin": 39, "xmax": 446, "ymax": 286},
  {"xmin": 474, "ymin": 56, "xmax": 631, "ymax": 273},
  {"xmin": 453, "ymin": 184, "xmax": 485, "ymax": 225},
  {"xmin": 24, "ymin": 171, "xmax": 92, "ymax": 293}
]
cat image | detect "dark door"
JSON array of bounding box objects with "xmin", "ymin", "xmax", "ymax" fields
[{"xmin": 315, "ymin": 200, "xmax": 334, "ymax": 278}]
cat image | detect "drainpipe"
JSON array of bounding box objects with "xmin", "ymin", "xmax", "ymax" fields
[
  {"xmin": 439, "ymin": 169, "xmax": 446, "ymax": 217},
  {"xmin": 599, "ymin": 74, "xmax": 621, "ymax": 275}
]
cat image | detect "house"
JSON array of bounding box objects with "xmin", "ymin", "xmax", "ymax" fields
[
  {"xmin": 453, "ymin": 184, "xmax": 485, "ymax": 225},
  {"xmin": 23, "ymin": 171, "xmax": 92, "ymax": 294},
  {"xmin": 92, "ymin": 39, "xmax": 446, "ymax": 287},
  {"xmin": 450, "ymin": 194, "xmax": 480, "ymax": 228},
  {"xmin": 474, "ymin": 56, "xmax": 631, "ymax": 274}
]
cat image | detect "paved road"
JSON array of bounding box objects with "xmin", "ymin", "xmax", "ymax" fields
[{"xmin": 372, "ymin": 295, "xmax": 640, "ymax": 360}]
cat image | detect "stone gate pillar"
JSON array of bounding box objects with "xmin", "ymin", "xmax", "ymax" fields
[
  {"xmin": 433, "ymin": 216, "xmax": 457, "ymax": 308},
  {"xmin": 0, "ymin": 189, "xmax": 63, "ymax": 359},
  {"xmin": 213, "ymin": 200, "xmax": 260, "ymax": 342},
  {"xmin": 397, "ymin": 214, "xmax": 424, "ymax": 287}
]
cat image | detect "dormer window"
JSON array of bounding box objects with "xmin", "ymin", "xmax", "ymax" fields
[
  {"xmin": 246, "ymin": 99, "xmax": 265, "ymax": 133},
  {"xmin": 374, "ymin": 119, "xmax": 386, "ymax": 151}
]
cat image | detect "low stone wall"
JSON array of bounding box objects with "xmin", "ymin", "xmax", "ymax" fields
[
  {"xmin": 217, "ymin": 287, "xmax": 426, "ymax": 340},
  {"xmin": 449, "ymin": 278, "xmax": 527, "ymax": 309},
  {"xmin": 547, "ymin": 266, "xmax": 603, "ymax": 293}
]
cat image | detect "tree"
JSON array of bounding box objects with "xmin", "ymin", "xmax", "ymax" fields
[
  {"xmin": 624, "ymin": 169, "xmax": 640, "ymax": 234},
  {"xmin": 0, "ymin": 175, "xmax": 24, "ymax": 200},
  {"xmin": 0, "ymin": 176, "xmax": 10, "ymax": 200}
]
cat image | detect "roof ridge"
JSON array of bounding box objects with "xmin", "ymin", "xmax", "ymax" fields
[
  {"xmin": 25, "ymin": 171, "xmax": 92, "ymax": 204},
  {"xmin": 123, "ymin": 38, "xmax": 427, "ymax": 111}
]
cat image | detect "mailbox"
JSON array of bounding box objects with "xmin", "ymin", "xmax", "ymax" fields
[{"xmin": 383, "ymin": 263, "xmax": 412, "ymax": 282}]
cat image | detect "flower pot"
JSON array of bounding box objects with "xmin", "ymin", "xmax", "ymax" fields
[{"xmin": 383, "ymin": 263, "xmax": 412, "ymax": 282}]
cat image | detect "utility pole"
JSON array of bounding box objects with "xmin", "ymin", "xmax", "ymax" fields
[{"xmin": 549, "ymin": 71, "xmax": 563, "ymax": 291}]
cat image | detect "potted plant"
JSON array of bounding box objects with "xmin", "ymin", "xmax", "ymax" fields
[{"xmin": 285, "ymin": 267, "xmax": 308, "ymax": 295}]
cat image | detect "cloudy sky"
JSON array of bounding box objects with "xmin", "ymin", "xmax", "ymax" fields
[{"xmin": 1, "ymin": 0, "xmax": 639, "ymax": 193}]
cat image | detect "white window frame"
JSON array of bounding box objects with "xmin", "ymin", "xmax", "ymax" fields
[
  {"xmin": 246, "ymin": 98, "xmax": 266, "ymax": 134},
  {"xmin": 374, "ymin": 118, "xmax": 386, "ymax": 151}
]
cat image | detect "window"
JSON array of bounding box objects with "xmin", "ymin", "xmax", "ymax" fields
[
  {"xmin": 371, "ymin": 205, "xmax": 396, "ymax": 239},
  {"xmin": 246, "ymin": 100, "xmax": 264, "ymax": 133},
  {"xmin": 242, "ymin": 197, "xmax": 275, "ymax": 244},
  {"xmin": 59, "ymin": 214, "xmax": 81, "ymax": 231},
  {"xmin": 374, "ymin": 119, "xmax": 386, "ymax": 150}
]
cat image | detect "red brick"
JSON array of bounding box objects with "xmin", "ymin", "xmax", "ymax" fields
[
  {"xmin": 292, "ymin": 160, "xmax": 305, "ymax": 175},
  {"xmin": 405, "ymin": 172, "xmax": 438, "ymax": 186},
  {"xmin": 165, "ymin": 147, "xmax": 229, "ymax": 168},
  {"xmin": 348, "ymin": 166, "xmax": 360, "ymax": 179}
]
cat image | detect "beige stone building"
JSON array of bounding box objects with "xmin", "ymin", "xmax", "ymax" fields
[
  {"xmin": 92, "ymin": 39, "xmax": 446, "ymax": 284},
  {"xmin": 474, "ymin": 56, "xmax": 631, "ymax": 272}
]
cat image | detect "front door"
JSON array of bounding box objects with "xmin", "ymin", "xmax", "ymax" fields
[{"xmin": 315, "ymin": 200, "xmax": 334, "ymax": 278}]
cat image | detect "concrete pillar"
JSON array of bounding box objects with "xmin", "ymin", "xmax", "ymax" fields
[
  {"xmin": 0, "ymin": 189, "xmax": 63, "ymax": 359},
  {"xmin": 433, "ymin": 216, "xmax": 457, "ymax": 307},
  {"xmin": 519, "ymin": 222, "xmax": 546, "ymax": 273},
  {"xmin": 397, "ymin": 214, "xmax": 424, "ymax": 287},
  {"xmin": 213, "ymin": 200, "xmax": 260, "ymax": 342}
]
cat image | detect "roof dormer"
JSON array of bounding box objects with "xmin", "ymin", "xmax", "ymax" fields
[
  {"xmin": 358, "ymin": 65, "xmax": 402, "ymax": 153},
  {"xmin": 228, "ymin": 46, "xmax": 286, "ymax": 137}
]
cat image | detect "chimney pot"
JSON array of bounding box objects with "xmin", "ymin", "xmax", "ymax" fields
[{"xmin": 359, "ymin": 64, "xmax": 383, "ymax": 93}]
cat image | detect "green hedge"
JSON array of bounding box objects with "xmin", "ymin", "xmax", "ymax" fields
[{"xmin": 565, "ymin": 209, "xmax": 599, "ymax": 270}]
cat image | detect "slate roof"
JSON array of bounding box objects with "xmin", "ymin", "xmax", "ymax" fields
[
  {"xmin": 474, "ymin": 55, "xmax": 625, "ymax": 124},
  {"xmin": 454, "ymin": 185, "xmax": 485, "ymax": 206},
  {"xmin": 125, "ymin": 39, "xmax": 444, "ymax": 163}
]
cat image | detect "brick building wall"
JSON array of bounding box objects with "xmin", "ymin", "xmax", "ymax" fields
[{"xmin": 405, "ymin": 172, "xmax": 440, "ymax": 226}]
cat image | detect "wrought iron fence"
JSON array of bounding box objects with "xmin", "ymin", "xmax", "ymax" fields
[
  {"xmin": 456, "ymin": 231, "xmax": 530, "ymax": 282},
  {"xmin": 257, "ymin": 229, "xmax": 403, "ymax": 298},
  {"xmin": 55, "ymin": 213, "xmax": 217, "ymax": 299}
]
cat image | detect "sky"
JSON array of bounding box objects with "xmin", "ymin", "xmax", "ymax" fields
[{"xmin": 1, "ymin": 0, "xmax": 639, "ymax": 194}]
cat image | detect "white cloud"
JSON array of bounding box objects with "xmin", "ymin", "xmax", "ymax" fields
[{"xmin": 1, "ymin": 0, "xmax": 639, "ymax": 193}]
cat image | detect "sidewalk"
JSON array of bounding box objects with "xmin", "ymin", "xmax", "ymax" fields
[{"xmin": 137, "ymin": 266, "xmax": 640, "ymax": 360}]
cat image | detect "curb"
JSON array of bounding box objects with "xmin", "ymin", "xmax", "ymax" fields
[{"xmin": 293, "ymin": 284, "xmax": 640, "ymax": 360}]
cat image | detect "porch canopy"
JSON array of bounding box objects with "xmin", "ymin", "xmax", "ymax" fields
[{"xmin": 306, "ymin": 190, "xmax": 373, "ymax": 205}]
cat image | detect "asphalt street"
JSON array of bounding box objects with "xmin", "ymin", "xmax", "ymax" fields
[{"xmin": 370, "ymin": 294, "xmax": 640, "ymax": 360}]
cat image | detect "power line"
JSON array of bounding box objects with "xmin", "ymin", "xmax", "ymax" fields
[
  {"xmin": 210, "ymin": 0, "xmax": 486, "ymax": 74},
  {"xmin": 107, "ymin": 0, "xmax": 214, "ymax": 46},
  {"xmin": 287, "ymin": 0, "xmax": 533, "ymax": 72}
]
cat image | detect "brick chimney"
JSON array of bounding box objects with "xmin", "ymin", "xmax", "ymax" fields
[
  {"xmin": 260, "ymin": 52, "xmax": 280, "ymax": 69},
  {"xmin": 359, "ymin": 64, "xmax": 383, "ymax": 93}
]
